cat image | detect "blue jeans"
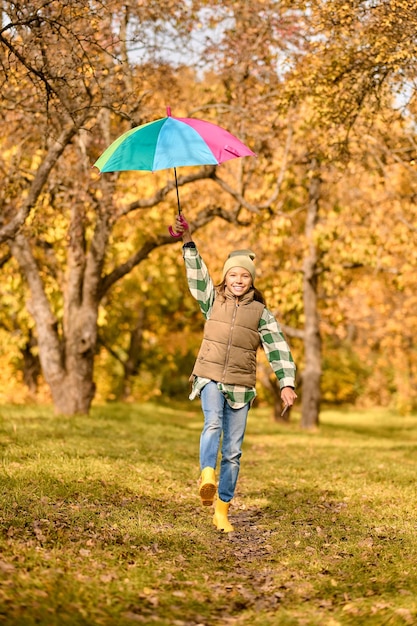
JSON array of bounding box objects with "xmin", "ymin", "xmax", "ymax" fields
[{"xmin": 200, "ymin": 381, "xmax": 250, "ymax": 502}]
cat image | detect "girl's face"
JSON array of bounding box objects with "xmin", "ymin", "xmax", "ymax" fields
[{"xmin": 225, "ymin": 267, "xmax": 253, "ymax": 298}]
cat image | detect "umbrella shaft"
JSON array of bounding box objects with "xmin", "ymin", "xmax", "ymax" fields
[{"xmin": 174, "ymin": 167, "xmax": 181, "ymax": 214}]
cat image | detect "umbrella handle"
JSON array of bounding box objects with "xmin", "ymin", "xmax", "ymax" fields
[
  {"xmin": 168, "ymin": 226, "xmax": 183, "ymax": 238},
  {"xmin": 168, "ymin": 215, "xmax": 189, "ymax": 238}
]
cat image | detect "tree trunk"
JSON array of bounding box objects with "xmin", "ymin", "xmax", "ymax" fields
[
  {"xmin": 301, "ymin": 158, "xmax": 322, "ymax": 429},
  {"xmin": 59, "ymin": 308, "xmax": 97, "ymax": 415},
  {"xmin": 268, "ymin": 375, "xmax": 291, "ymax": 422},
  {"xmin": 257, "ymin": 361, "xmax": 291, "ymax": 422},
  {"xmin": 268, "ymin": 374, "xmax": 291, "ymax": 422},
  {"xmin": 21, "ymin": 329, "xmax": 41, "ymax": 395},
  {"xmin": 122, "ymin": 306, "xmax": 146, "ymax": 400},
  {"xmin": 9, "ymin": 233, "xmax": 98, "ymax": 414}
]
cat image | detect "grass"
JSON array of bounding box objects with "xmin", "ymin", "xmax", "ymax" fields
[{"xmin": 0, "ymin": 402, "xmax": 417, "ymax": 625}]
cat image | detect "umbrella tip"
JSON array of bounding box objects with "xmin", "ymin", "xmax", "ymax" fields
[{"xmin": 166, "ymin": 106, "xmax": 171, "ymax": 116}]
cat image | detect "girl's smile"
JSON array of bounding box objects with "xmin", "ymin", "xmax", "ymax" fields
[{"xmin": 225, "ymin": 267, "xmax": 253, "ymax": 298}]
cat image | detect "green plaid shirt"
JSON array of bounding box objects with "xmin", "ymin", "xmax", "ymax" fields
[{"xmin": 183, "ymin": 244, "xmax": 296, "ymax": 408}]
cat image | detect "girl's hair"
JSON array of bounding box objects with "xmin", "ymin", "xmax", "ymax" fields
[{"xmin": 215, "ymin": 280, "xmax": 266, "ymax": 305}]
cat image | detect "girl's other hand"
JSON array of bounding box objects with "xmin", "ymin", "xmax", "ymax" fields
[{"xmin": 280, "ymin": 387, "xmax": 297, "ymax": 411}]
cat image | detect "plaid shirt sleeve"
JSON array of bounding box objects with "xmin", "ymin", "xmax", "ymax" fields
[
  {"xmin": 259, "ymin": 308, "xmax": 296, "ymax": 389},
  {"xmin": 182, "ymin": 245, "xmax": 215, "ymax": 319}
]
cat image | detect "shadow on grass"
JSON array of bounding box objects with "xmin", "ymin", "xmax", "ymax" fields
[
  {"xmin": 0, "ymin": 472, "xmax": 211, "ymax": 556},
  {"xmin": 321, "ymin": 422, "xmax": 417, "ymax": 441}
]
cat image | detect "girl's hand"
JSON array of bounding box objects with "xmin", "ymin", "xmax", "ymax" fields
[
  {"xmin": 280, "ymin": 387, "xmax": 297, "ymax": 415},
  {"xmin": 175, "ymin": 214, "xmax": 188, "ymax": 233},
  {"xmin": 168, "ymin": 213, "xmax": 190, "ymax": 239},
  {"xmin": 175, "ymin": 214, "xmax": 192, "ymax": 243}
]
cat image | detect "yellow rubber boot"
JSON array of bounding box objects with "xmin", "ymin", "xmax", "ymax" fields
[
  {"xmin": 198, "ymin": 467, "xmax": 217, "ymax": 506},
  {"xmin": 213, "ymin": 498, "xmax": 234, "ymax": 533}
]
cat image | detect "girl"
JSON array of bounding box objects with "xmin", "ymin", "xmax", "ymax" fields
[{"xmin": 175, "ymin": 215, "xmax": 297, "ymax": 533}]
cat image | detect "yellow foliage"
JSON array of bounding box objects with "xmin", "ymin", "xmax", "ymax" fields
[{"xmin": 1, "ymin": 0, "xmax": 417, "ymax": 413}]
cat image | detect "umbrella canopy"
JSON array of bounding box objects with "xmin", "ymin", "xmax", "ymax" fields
[
  {"xmin": 94, "ymin": 107, "xmax": 255, "ymax": 236},
  {"xmin": 94, "ymin": 108, "xmax": 255, "ymax": 174}
]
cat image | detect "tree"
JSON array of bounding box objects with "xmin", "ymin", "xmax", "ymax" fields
[
  {"xmin": 1, "ymin": 0, "xmax": 417, "ymax": 422},
  {"xmin": 271, "ymin": 0, "xmax": 417, "ymax": 426},
  {"xmin": 0, "ymin": 1, "xmax": 264, "ymax": 414}
]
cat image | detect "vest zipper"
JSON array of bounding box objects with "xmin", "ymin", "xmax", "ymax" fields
[{"xmin": 221, "ymin": 298, "xmax": 239, "ymax": 382}]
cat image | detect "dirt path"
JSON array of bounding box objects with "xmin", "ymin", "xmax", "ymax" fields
[{"xmin": 201, "ymin": 507, "xmax": 286, "ymax": 624}]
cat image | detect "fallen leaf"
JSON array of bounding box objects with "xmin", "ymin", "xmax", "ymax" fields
[
  {"xmin": 79, "ymin": 548, "xmax": 91, "ymax": 557},
  {"xmin": 100, "ymin": 574, "xmax": 115, "ymax": 583},
  {"xmin": 0, "ymin": 560, "xmax": 15, "ymax": 573},
  {"xmin": 342, "ymin": 603, "xmax": 360, "ymax": 615},
  {"xmin": 394, "ymin": 608, "xmax": 415, "ymax": 624}
]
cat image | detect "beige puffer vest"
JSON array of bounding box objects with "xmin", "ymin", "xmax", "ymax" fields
[{"xmin": 191, "ymin": 289, "xmax": 265, "ymax": 386}]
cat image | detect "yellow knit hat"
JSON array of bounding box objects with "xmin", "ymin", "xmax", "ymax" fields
[{"xmin": 222, "ymin": 249, "xmax": 256, "ymax": 281}]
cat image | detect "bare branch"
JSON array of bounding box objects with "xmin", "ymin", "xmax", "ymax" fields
[
  {"xmin": 98, "ymin": 205, "xmax": 241, "ymax": 298},
  {"xmin": 280, "ymin": 323, "xmax": 305, "ymax": 340},
  {"xmin": 258, "ymin": 120, "xmax": 294, "ymax": 211},
  {"xmin": 0, "ymin": 251, "xmax": 12, "ymax": 268},
  {"xmin": 211, "ymin": 172, "xmax": 261, "ymax": 214},
  {"xmin": 397, "ymin": 216, "xmax": 417, "ymax": 232},
  {"xmin": 0, "ymin": 123, "xmax": 80, "ymax": 245},
  {"xmin": 115, "ymin": 166, "xmax": 217, "ymax": 216},
  {"xmin": 0, "ymin": 24, "xmax": 60, "ymax": 101}
]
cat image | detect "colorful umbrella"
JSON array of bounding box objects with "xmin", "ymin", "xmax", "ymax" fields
[{"xmin": 94, "ymin": 107, "xmax": 255, "ymax": 237}]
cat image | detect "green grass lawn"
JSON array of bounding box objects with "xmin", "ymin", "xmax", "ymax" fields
[{"xmin": 0, "ymin": 402, "xmax": 416, "ymax": 625}]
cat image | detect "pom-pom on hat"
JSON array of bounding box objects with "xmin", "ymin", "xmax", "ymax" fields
[{"xmin": 222, "ymin": 249, "xmax": 256, "ymax": 281}]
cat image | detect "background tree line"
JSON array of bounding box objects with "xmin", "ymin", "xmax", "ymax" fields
[{"xmin": 0, "ymin": 0, "xmax": 416, "ymax": 427}]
